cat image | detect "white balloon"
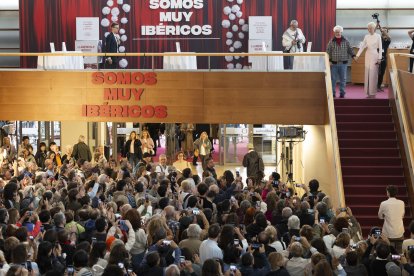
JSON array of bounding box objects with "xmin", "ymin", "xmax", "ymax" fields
[
  {"xmin": 221, "ymin": 20, "xmax": 231, "ymax": 28},
  {"xmin": 236, "ymin": 63, "xmax": 243, "ymax": 69},
  {"xmin": 236, "ymin": 11, "xmax": 243, "ymax": 18},
  {"xmin": 111, "ymin": 7, "xmax": 120, "ymax": 16},
  {"xmin": 225, "ymin": 56, "xmax": 234, "ymax": 62},
  {"xmin": 242, "ymin": 24, "xmax": 249, "ymax": 32},
  {"xmin": 117, "ymin": 0, "xmax": 124, "ymax": 4},
  {"xmin": 232, "ymin": 25, "xmax": 239, "ymax": 32},
  {"xmin": 227, "ymin": 63, "xmax": 235, "ymax": 69},
  {"xmin": 234, "ymin": 41, "xmax": 242, "ymax": 49},
  {"xmin": 231, "ymin": 4, "xmax": 240, "ymax": 13},
  {"xmin": 111, "ymin": 15, "xmax": 118, "ymax": 22},
  {"xmin": 226, "ymin": 39, "xmax": 233, "ymax": 46},
  {"xmin": 226, "ymin": 32, "xmax": 233, "ymax": 39},
  {"xmin": 223, "ymin": 6, "xmax": 231, "ymax": 15},
  {"xmin": 121, "ymin": 35, "xmax": 127, "ymax": 42},
  {"xmin": 237, "ymin": 0, "xmax": 243, "ymax": 4},
  {"xmin": 101, "ymin": 18, "xmax": 110, "ymax": 27},
  {"xmin": 107, "ymin": 0, "xmax": 114, "ymax": 7},
  {"xmin": 119, "ymin": 28, "xmax": 125, "ymax": 35},
  {"xmin": 238, "ymin": 32, "xmax": 245, "ymax": 39},
  {"xmin": 227, "ymin": 0, "xmax": 234, "ymax": 2},
  {"xmin": 239, "ymin": 19, "xmax": 245, "ymax": 25},
  {"xmin": 102, "ymin": 7, "xmax": 111, "ymax": 15},
  {"xmin": 121, "ymin": 17, "xmax": 128, "ymax": 24},
  {"xmin": 229, "ymin": 13, "xmax": 236, "ymax": 20},
  {"xmin": 119, "ymin": 58, "xmax": 128, "ymax": 68},
  {"xmin": 122, "ymin": 4, "xmax": 131, "ymax": 13},
  {"xmin": 234, "ymin": 56, "xmax": 240, "ymax": 60},
  {"xmin": 104, "ymin": 32, "xmax": 110, "ymax": 37},
  {"xmin": 119, "ymin": 46, "xmax": 126, "ymax": 53},
  {"xmin": 229, "ymin": 47, "xmax": 235, "ymax": 52}
]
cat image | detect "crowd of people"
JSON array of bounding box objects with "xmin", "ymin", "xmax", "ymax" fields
[{"xmin": 0, "ymin": 131, "xmax": 413, "ymax": 276}]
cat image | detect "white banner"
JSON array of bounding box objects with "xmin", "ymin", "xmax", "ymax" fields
[
  {"xmin": 75, "ymin": 40, "xmax": 101, "ymax": 69},
  {"xmin": 76, "ymin": 17, "xmax": 100, "ymax": 41},
  {"xmin": 248, "ymin": 39, "xmax": 272, "ymax": 63}
]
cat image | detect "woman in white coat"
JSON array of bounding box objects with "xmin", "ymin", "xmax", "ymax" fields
[{"xmin": 356, "ymin": 22, "xmax": 383, "ymax": 98}]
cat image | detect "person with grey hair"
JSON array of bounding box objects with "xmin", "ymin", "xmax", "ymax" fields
[
  {"xmin": 326, "ymin": 25, "xmax": 357, "ymax": 98},
  {"xmin": 53, "ymin": 212, "xmax": 66, "ymax": 231},
  {"xmin": 275, "ymin": 207, "xmax": 293, "ymax": 241},
  {"xmin": 286, "ymin": 242, "xmax": 311, "ymax": 275},
  {"xmin": 178, "ymin": 224, "xmax": 203, "ymax": 256},
  {"xmin": 72, "ymin": 135, "xmax": 92, "ymax": 162},
  {"xmin": 165, "ymin": 264, "xmax": 180, "ymax": 276},
  {"xmin": 282, "ymin": 19, "xmax": 306, "ymax": 69},
  {"xmin": 355, "ymin": 22, "xmax": 383, "ymax": 98},
  {"xmin": 287, "ymin": 215, "xmax": 301, "ymax": 237},
  {"xmin": 204, "ymin": 176, "xmax": 217, "ymax": 187}
]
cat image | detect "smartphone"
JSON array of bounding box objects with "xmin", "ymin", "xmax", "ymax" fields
[
  {"xmin": 127, "ymin": 269, "xmax": 133, "ymax": 275},
  {"xmin": 256, "ymin": 201, "xmax": 261, "ymax": 208},
  {"xmin": 118, "ymin": 262, "xmax": 124, "ymax": 269},
  {"xmin": 293, "ymin": 199, "xmax": 297, "ymax": 204},
  {"xmin": 251, "ymin": 243, "xmax": 261, "ymax": 249},
  {"xmin": 29, "ymin": 235, "xmax": 34, "ymax": 240},
  {"xmin": 340, "ymin": 207, "xmax": 347, "ymax": 212},
  {"xmin": 163, "ymin": 240, "xmax": 172, "ymax": 245},
  {"xmin": 180, "ymin": 256, "xmax": 186, "ymax": 264},
  {"xmin": 28, "ymin": 211, "xmax": 33, "ymax": 216},
  {"xmin": 115, "ymin": 213, "xmax": 122, "ymax": 220},
  {"xmin": 286, "ymin": 192, "xmax": 291, "ymax": 198},
  {"xmin": 294, "ymin": 236, "xmax": 301, "ymax": 242},
  {"xmin": 342, "ymin": 228, "xmax": 349, "ymax": 234},
  {"xmin": 230, "ymin": 265, "xmax": 237, "ymax": 272},
  {"xmin": 319, "ymin": 218, "xmax": 325, "ymax": 224},
  {"xmin": 230, "ymin": 196, "xmax": 236, "ymax": 203},
  {"xmin": 352, "ymin": 244, "xmax": 358, "ymax": 249},
  {"xmin": 408, "ymin": 245, "xmax": 414, "ymax": 251},
  {"xmin": 392, "ymin": 254, "xmax": 401, "ymax": 261},
  {"xmin": 192, "ymin": 208, "xmax": 200, "ymax": 215},
  {"xmin": 234, "ymin": 239, "xmax": 239, "ymax": 246},
  {"xmin": 308, "ymin": 209, "xmax": 315, "ymax": 214},
  {"xmin": 92, "ymin": 237, "xmax": 97, "ymax": 244},
  {"xmin": 374, "ymin": 229, "xmax": 381, "ymax": 238},
  {"xmin": 67, "ymin": 266, "xmax": 74, "ymax": 276}
]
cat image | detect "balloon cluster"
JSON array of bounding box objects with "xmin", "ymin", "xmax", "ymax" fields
[
  {"xmin": 221, "ymin": 0, "xmax": 248, "ymax": 69},
  {"xmin": 101, "ymin": 0, "xmax": 131, "ymax": 68}
]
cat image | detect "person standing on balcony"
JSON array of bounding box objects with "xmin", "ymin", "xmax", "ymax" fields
[
  {"xmin": 355, "ymin": 22, "xmax": 383, "ymax": 98},
  {"xmin": 326, "ymin": 25, "xmax": 357, "ymax": 98},
  {"xmin": 282, "ymin": 20, "xmax": 306, "ymax": 70},
  {"xmin": 377, "ymin": 24, "xmax": 391, "ymax": 92},
  {"xmin": 104, "ymin": 22, "xmax": 120, "ymax": 69},
  {"xmin": 378, "ymin": 185, "xmax": 405, "ymax": 251},
  {"xmin": 409, "ymin": 29, "xmax": 414, "ymax": 73}
]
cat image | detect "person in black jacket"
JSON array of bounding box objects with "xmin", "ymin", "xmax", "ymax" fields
[
  {"xmin": 104, "ymin": 22, "xmax": 120, "ymax": 69},
  {"xmin": 35, "ymin": 142, "xmax": 48, "ymax": 169},
  {"xmin": 239, "ymin": 244, "xmax": 271, "ymax": 276},
  {"xmin": 123, "ymin": 131, "xmax": 142, "ymax": 169},
  {"xmin": 72, "ymin": 135, "xmax": 92, "ymax": 162}
]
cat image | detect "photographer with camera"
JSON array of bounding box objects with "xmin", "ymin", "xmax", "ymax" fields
[
  {"xmin": 372, "ymin": 13, "xmax": 392, "ymax": 92},
  {"xmin": 282, "ymin": 20, "xmax": 306, "ymax": 69}
]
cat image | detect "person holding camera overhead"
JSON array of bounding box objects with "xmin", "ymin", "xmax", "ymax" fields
[
  {"xmin": 282, "ymin": 20, "xmax": 306, "ymax": 69},
  {"xmin": 355, "ymin": 22, "xmax": 383, "ymax": 98},
  {"xmin": 376, "ymin": 19, "xmax": 392, "ymax": 92}
]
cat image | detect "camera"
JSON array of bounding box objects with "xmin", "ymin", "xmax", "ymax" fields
[
  {"xmin": 372, "ymin": 13, "xmax": 380, "ymax": 23},
  {"xmin": 251, "ymin": 243, "xmax": 261, "ymax": 249}
]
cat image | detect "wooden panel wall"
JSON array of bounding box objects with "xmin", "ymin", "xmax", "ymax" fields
[{"xmin": 0, "ymin": 71, "xmax": 327, "ymax": 124}]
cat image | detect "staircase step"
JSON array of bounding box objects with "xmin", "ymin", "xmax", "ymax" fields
[
  {"xmin": 342, "ymin": 166, "xmax": 404, "ymax": 176},
  {"xmin": 340, "ymin": 148, "xmax": 400, "ymax": 158},
  {"xmin": 343, "ymin": 175, "xmax": 406, "ymax": 185},
  {"xmin": 336, "ymin": 114, "xmax": 393, "ymax": 123},
  {"xmin": 338, "ymin": 131, "xmax": 396, "ymax": 140},
  {"xmin": 337, "ymin": 122, "xmax": 395, "ymax": 131},
  {"xmin": 335, "ymin": 106, "xmax": 392, "ymax": 115},
  {"xmin": 346, "ymin": 205, "xmax": 411, "ymax": 217},
  {"xmin": 344, "ymin": 184, "xmax": 407, "ymax": 196},
  {"xmin": 345, "ymin": 194, "xmax": 410, "ymax": 206},
  {"xmin": 334, "ymin": 99, "xmax": 390, "ymax": 107},
  {"xmin": 339, "ymin": 139, "xmax": 398, "ymax": 148},
  {"xmin": 341, "ymin": 157, "xmax": 402, "ymax": 166}
]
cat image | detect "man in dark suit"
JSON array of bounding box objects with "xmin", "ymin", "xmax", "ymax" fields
[{"xmin": 104, "ymin": 22, "xmax": 120, "ymax": 69}]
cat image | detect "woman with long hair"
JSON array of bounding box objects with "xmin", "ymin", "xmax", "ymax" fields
[
  {"xmin": 35, "ymin": 142, "xmax": 48, "ymax": 169},
  {"xmin": 140, "ymin": 130, "xmax": 155, "ymax": 156},
  {"xmin": 36, "ymin": 241, "xmax": 65, "ymax": 275},
  {"xmin": 193, "ymin": 131, "xmax": 212, "ymax": 170},
  {"xmin": 123, "ymin": 131, "xmax": 142, "ymax": 169}
]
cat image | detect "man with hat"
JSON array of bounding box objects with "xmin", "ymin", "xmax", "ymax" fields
[{"xmin": 243, "ymin": 143, "xmax": 265, "ymax": 182}]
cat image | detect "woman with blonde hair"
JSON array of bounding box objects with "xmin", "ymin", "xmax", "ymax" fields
[
  {"xmin": 268, "ymin": 252, "xmax": 289, "ymax": 276},
  {"xmin": 140, "ymin": 130, "xmax": 155, "ymax": 156},
  {"xmin": 193, "ymin": 131, "xmax": 212, "ymax": 170},
  {"xmin": 355, "ymin": 22, "xmax": 382, "ymax": 98},
  {"xmin": 123, "ymin": 131, "xmax": 142, "ymax": 169}
]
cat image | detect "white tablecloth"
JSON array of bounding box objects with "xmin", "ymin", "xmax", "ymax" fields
[
  {"xmin": 37, "ymin": 51, "xmax": 84, "ymax": 70},
  {"xmin": 251, "ymin": 51, "xmax": 284, "ymax": 71},
  {"xmin": 163, "ymin": 52, "xmax": 197, "ymax": 70},
  {"xmin": 293, "ymin": 56, "xmax": 325, "ymax": 71}
]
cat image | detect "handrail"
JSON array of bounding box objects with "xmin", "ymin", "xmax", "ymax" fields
[
  {"xmin": 0, "ymin": 52, "xmax": 327, "ymax": 57},
  {"xmin": 323, "ymin": 54, "xmax": 345, "ymax": 207},
  {"xmin": 389, "ymin": 52, "xmax": 414, "ymax": 197}
]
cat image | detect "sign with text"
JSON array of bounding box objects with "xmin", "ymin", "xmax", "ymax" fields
[
  {"xmin": 76, "ymin": 17, "xmax": 100, "ymax": 41},
  {"xmin": 75, "ymin": 40, "xmax": 101, "ymax": 69},
  {"xmin": 248, "ymin": 16, "xmax": 272, "ymax": 40}
]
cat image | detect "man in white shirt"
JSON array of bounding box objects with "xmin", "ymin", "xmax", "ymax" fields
[
  {"xmin": 199, "ymin": 224, "xmax": 222, "ymax": 264},
  {"xmin": 155, "ymin": 154, "xmax": 170, "ymax": 174},
  {"xmin": 378, "ymin": 185, "xmax": 405, "ymax": 240},
  {"xmin": 282, "ymin": 20, "xmax": 306, "ymax": 69}
]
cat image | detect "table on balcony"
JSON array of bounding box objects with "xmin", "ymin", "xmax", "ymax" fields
[
  {"xmin": 251, "ymin": 51, "xmax": 284, "ymax": 71},
  {"xmin": 37, "ymin": 51, "xmax": 84, "ymax": 70},
  {"xmin": 163, "ymin": 53, "xmax": 197, "ymax": 70}
]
